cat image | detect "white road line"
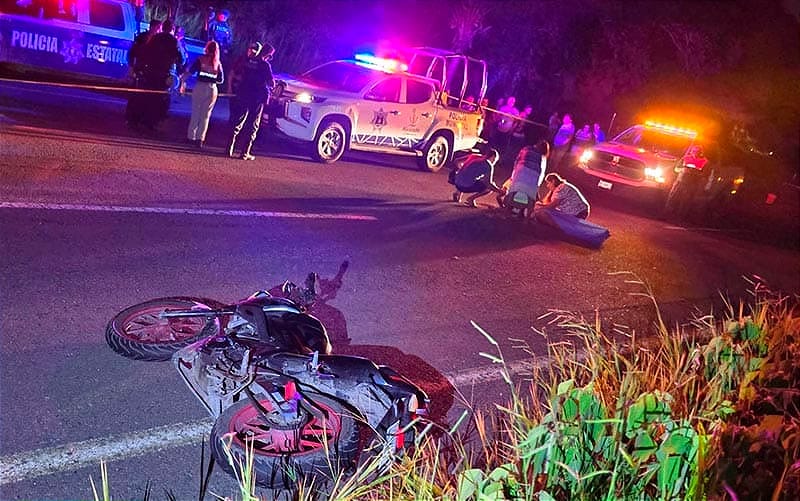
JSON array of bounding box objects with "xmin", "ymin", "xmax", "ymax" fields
[
  {"xmin": 0, "ymin": 357, "xmax": 550, "ymax": 485},
  {"xmin": 0, "ymin": 201, "xmax": 377, "ymax": 221},
  {"xmin": 663, "ymin": 224, "xmax": 731, "ymax": 233},
  {"xmin": 0, "ymin": 420, "xmax": 214, "ymax": 486}
]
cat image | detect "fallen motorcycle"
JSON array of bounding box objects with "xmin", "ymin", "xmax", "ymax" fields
[{"xmin": 105, "ymin": 274, "xmax": 429, "ymax": 489}]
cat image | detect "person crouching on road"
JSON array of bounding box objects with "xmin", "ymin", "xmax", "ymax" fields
[
  {"xmin": 534, "ymin": 172, "xmax": 590, "ymax": 223},
  {"xmin": 498, "ymin": 138, "xmax": 550, "ymax": 216},
  {"xmin": 534, "ymin": 172, "xmax": 610, "ymax": 248},
  {"xmin": 227, "ymin": 41, "xmax": 275, "ymax": 161},
  {"xmin": 450, "ymin": 144, "xmax": 504, "ymax": 207},
  {"xmin": 180, "ymin": 40, "xmax": 224, "ymax": 149}
]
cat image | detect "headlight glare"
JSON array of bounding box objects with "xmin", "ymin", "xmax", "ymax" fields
[
  {"xmin": 644, "ymin": 167, "xmax": 666, "ymax": 183},
  {"xmin": 295, "ymin": 92, "xmax": 313, "ymax": 104},
  {"xmin": 579, "ymin": 149, "xmax": 593, "ymax": 164}
]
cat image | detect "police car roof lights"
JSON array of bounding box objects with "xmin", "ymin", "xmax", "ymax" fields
[
  {"xmin": 354, "ymin": 53, "xmax": 408, "ymax": 72},
  {"xmin": 644, "ymin": 120, "xmax": 698, "ymax": 138}
]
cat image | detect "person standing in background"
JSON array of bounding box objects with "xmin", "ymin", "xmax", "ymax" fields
[
  {"xmin": 180, "ymin": 40, "xmax": 224, "ymax": 149},
  {"xmin": 203, "ymin": 7, "xmax": 215, "ymax": 40},
  {"xmin": 551, "ymin": 113, "xmax": 575, "ymax": 171},
  {"xmin": 493, "ymin": 96, "xmax": 520, "ymax": 161},
  {"xmin": 144, "ymin": 19, "xmax": 182, "ymax": 131},
  {"xmin": 227, "ymin": 42, "xmax": 275, "ymax": 160},
  {"xmin": 175, "ymin": 26, "xmax": 189, "ymax": 70},
  {"xmin": 207, "ymin": 8, "xmax": 233, "ymax": 62},
  {"xmin": 592, "ymin": 122, "xmax": 606, "ymax": 143},
  {"xmin": 548, "ymin": 112, "xmax": 560, "ymax": 141},
  {"xmin": 125, "ymin": 20, "xmax": 161, "ymax": 130}
]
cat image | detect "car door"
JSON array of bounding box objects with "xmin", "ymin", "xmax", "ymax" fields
[
  {"xmin": 400, "ymin": 79, "xmax": 437, "ymax": 145},
  {"xmin": 355, "ymin": 76, "xmax": 404, "ymax": 146}
]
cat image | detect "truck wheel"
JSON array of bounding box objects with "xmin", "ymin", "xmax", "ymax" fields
[
  {"xmin": 312, "ymin": 119, "xmax": 347, "ymax": 164},
  {"xmin": 418, "ymin": 134, "xmax": 450, "ymax": 172}
]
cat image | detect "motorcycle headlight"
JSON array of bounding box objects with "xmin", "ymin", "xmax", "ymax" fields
[
  {"xmin": 579, "ymin": 149, "xmax": 593, "ymax": 164},
  {"xmin": 644, "ymin": 167, "xmax": 666, "ymax": 183},
  {"xmin": 295, "ymin": 92, "xmax": 313, "ymax": 104}
]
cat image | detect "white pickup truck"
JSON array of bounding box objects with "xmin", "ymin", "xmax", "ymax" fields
[{"xmin": 272, "ymin": 48, "xmax": 488, "ymax": 172}]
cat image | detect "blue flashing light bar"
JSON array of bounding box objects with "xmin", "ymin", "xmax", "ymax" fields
[{"xmin": 354, "ymin": 53, "xmax": 408, "ymax": 72}]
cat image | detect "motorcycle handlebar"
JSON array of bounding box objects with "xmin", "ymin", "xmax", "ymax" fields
[{"xmin": 160, "ymin": 308, "xmax": 235, "ymax": 319}]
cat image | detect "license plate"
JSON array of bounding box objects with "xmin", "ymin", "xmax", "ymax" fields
[{"xmin": 598, "ymin": 180, "xmax": 613, "ymax": 190}]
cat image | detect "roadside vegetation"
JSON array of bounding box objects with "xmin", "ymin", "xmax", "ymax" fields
[{"xmin": 91, "ymin": 276, "xmax": 799, "ymax": 500}]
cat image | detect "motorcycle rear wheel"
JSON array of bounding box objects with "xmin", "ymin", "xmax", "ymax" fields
[
  {"xmin": 210, "ymin": 392, "xmax": 361, "ymax": 490},
  {"xmin": 105, "ymin": 297, "xmax": 221, "ymax": 361}
]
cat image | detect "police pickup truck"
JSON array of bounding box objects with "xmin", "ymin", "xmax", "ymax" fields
[
  {"xmin": 0, "ymin": 0, "xmax": 200, "ymax": 81},
  {"xmin": 272, "ymin": 49, "xmax": 488, "ymax": 172}
]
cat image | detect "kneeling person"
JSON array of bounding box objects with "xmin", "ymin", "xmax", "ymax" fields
[
  {"xmin": 499, "ymin": 139, "xmax": 550, "ymax": 217},
  {"xmin": 534, "ymin": 172, "xmax": 589, "ymax": 222},
  {"xmin": 451, "ymin": 146, "xmax": 503, "ymax": 207}
]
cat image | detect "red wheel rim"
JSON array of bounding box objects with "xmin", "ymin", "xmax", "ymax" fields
[
  {"xmin": 120, "ymin": 304, "xmax": 212, "ymax": 344},
  {"xmin": 227, "ymin": 399, "xmax": 341, "ymax": 456}
]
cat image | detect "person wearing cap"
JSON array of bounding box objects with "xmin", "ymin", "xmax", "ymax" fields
[
  {"xmin": 207, "ymin": 8, "xmax": 233, "ymax": 57},
  {"xmin": 227, "ymin": 41, "xmax": 275, "ymax": 160}
]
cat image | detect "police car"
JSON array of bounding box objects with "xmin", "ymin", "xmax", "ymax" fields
[
  {"xmin": 273, "ymin": 51, "xmax": 487, "ymax": 172},
  {"xmin": 0, "ymin": 0, "xmax": 203, "ymax": 82}
]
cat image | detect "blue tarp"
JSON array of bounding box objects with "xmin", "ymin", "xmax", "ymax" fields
[{"xmin": 538, "ymin": 209, "xmax": 611, "ymax": 248}]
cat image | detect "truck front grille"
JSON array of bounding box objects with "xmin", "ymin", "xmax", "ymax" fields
[{"xmin": 588, "ymin": 152, "xmax": 645, "ymax": 181}]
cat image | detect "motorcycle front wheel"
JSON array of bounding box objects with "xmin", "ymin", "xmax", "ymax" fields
[
  {"xmin": 105, "ymin": 297, "xmax": 221, "ymax": 361},
  {"xmin": 210, "ymin": 392, "xmax": 361, "ymax": 490}
]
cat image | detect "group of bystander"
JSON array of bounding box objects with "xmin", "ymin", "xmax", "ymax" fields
[{"xmin": 125, "ymin": 9, "xmax": 276, "ymax": 161}]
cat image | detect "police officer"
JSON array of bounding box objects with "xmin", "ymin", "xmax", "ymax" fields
[
  {"xmin": 207, "ymin": 9, "xmax": 233, "ymax": 59},
  {"xmin": 125, "ymin": 20, "xmax": 161, "ymax": 129},
  {"xmin": 227, "ymin": 42, "xmax": 275, "ymax": 160},
  {"xmin": 142, "ymin": 19, "xmax": 182, "ymax": 131}
]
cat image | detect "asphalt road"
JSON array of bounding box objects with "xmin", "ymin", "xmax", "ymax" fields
[{"xmin": 1, "ymin": 80, "xmax": 799, "ymax": 500}]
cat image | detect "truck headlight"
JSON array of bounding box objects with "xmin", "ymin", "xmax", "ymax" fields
[
  {"xmin": 579, "ymin": 149, "xmax": 593, "ymax": 164},
  {"xmin": 295, "ymin": 92, "xmax": 313, "ymax": 104},
  {"xmin": 644, "ymin": 167, "xmax": 666, "ymax": 183}
]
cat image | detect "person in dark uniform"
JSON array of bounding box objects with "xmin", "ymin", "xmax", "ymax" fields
[
  {"xmin": 141, "ymin": 19, "xmax": 182, "ymax": 131},
  {"xmin": 227, "ymin": 42, "xmax": 274, "ymax": 160},
  {"xmin": 207, "ymin": 9, "xmax": 233, "ymax": 61},
  {"xmin": 125, "ymin": 20, "xmax": 161, "ymax": 130}
]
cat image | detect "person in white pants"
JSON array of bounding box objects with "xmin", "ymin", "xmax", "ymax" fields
[{"xmin": 180, "ymin": 40, "xmax": 224, "ymax": 148}]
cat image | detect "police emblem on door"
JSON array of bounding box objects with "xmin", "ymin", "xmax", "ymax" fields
[{"xmin": 371, "ymin": 109, "xmax": 388, "ymax": 130}]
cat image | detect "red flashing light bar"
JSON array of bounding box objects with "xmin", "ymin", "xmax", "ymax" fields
[{"xmin": 644, "ymin": 120, "xmax": 698, "ymax": 138}]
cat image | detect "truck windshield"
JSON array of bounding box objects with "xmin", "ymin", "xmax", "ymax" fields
[
  {"xmin": 300, "ymin": 62, "xmax": 377, "ymax": 93},
  {"xmin": 613, "ymin": 127, "xmax": 693, "ymax": 158}
]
